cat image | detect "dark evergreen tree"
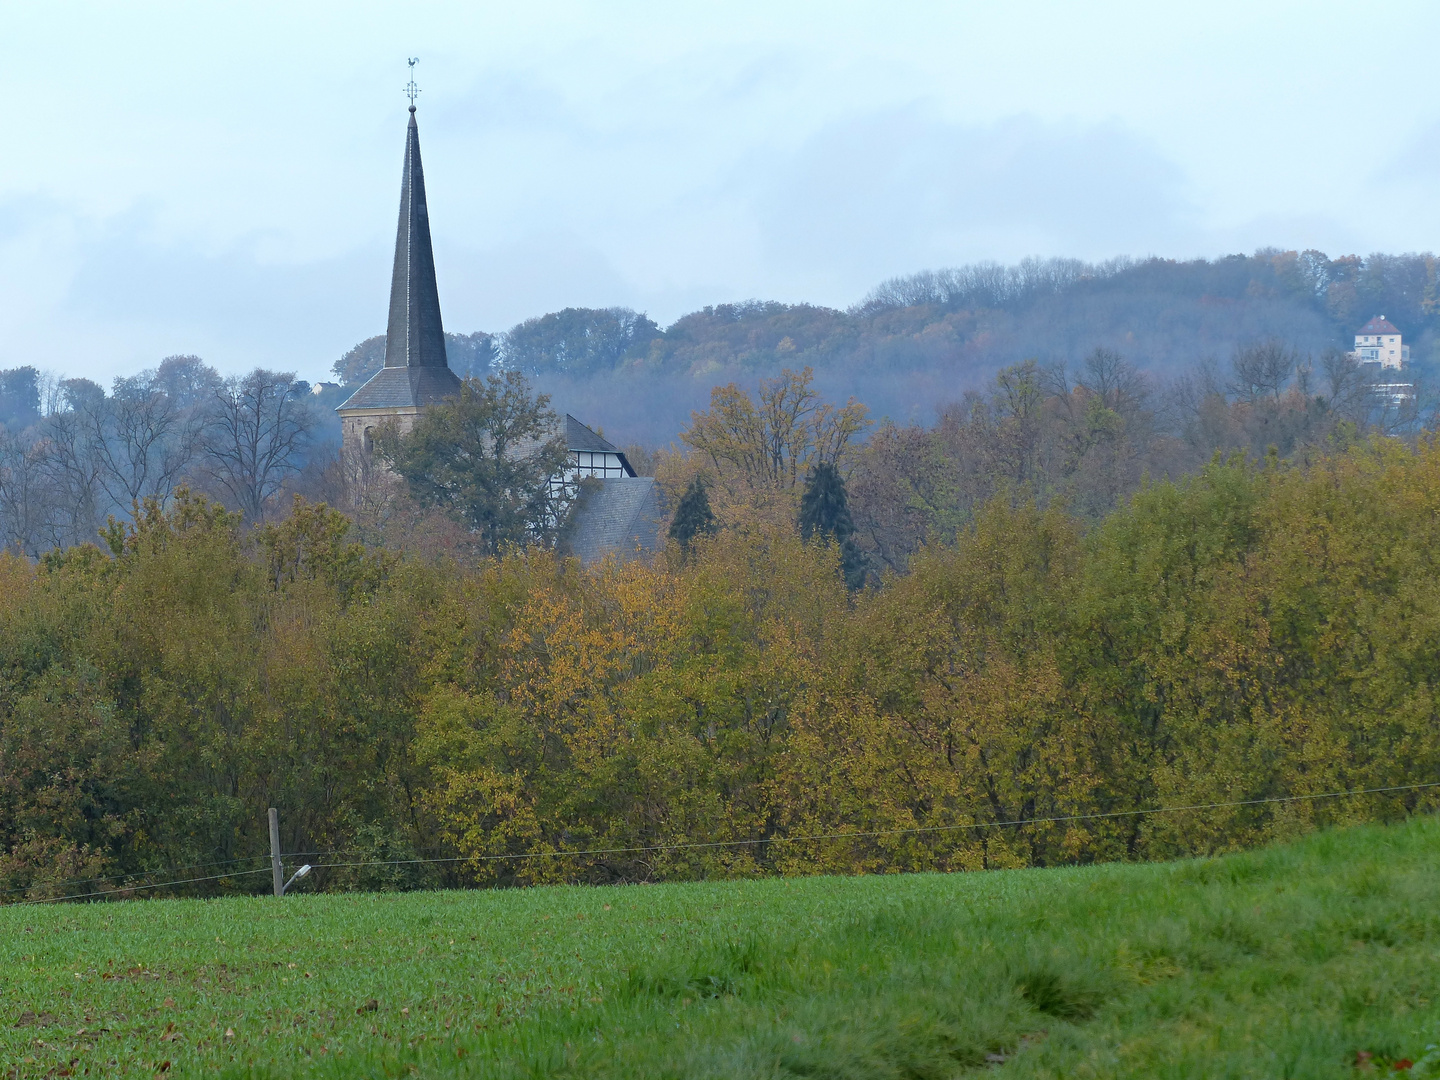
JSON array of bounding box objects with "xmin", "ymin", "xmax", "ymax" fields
[
  {"xmin": 668, "ymin": 476, "xmax": 717, "ymax": 551},
  {"xmin": 799, "ymin": 462, "xmax": 868, "ymax": 589}
]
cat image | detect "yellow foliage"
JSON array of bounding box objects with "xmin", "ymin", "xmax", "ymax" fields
[{"xmin": 6, "ymin": 439, "xmax": 1440, "ymax": 894}]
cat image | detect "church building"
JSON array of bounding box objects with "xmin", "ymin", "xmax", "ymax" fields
[{"xmin": 338, "ymin": 99, "xmax": 663, "ymax": 563}]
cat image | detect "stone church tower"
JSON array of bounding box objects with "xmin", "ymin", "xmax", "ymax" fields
[{"xmin": 337, "ymin": 103, "xmax": 461, "ymax": 466}]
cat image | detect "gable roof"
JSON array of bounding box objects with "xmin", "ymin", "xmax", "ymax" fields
[
  {"xmin": 566, "ymin": 414, "xmax": 617, "ymax": 453},
  {"xmin": 562, "ymin": 477, "xmax": 665, "ymax": 565},
  {"xmin": 563, "ymin": 414, "xmax": 636, "ymax": 475},
  {"xmin": 1358, "ymin": 315, "xmax": 1401, "ymax": 336}
]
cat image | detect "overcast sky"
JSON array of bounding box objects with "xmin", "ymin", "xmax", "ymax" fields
[{"xmin": 3, "ymin": 1, "xmax": 1439, "ymax": 384}]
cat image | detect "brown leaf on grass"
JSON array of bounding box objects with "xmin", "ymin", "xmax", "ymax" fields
[{"xmin": 159, "ymin": 1022, "xmax": 177, "ymax": 1042}]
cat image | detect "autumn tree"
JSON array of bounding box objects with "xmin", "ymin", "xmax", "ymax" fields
[
  {"xmin": 682, "ymin": 366, "xmax": 869, "ymax": 491},
  {"xmin": 378, "ymin": 369, "xmax": 569, "ymax": 555}
]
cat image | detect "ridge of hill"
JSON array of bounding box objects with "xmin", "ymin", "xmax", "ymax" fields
[{"xmin": 333, "ymin": 250, "xmax": 1440, "ymax": 443}]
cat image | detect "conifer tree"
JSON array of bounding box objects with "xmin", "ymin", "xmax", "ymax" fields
[
  {"xmin": 799, "ymin": 462, "xmax": 868, "ymax": 588},
  {"xmin": 669, "ymin": 475, "xmax": 717, "ymax": 551}
]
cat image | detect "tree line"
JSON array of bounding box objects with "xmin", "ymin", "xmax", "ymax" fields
[
  {"xmin": 0, "ymin": 357, "xmax": 326, "ymax": 555},
  {"xmin": 641, "ymin": 340, "xmax": 1422, "ymax": 582},
  {"xmin": 3, "ymin": 379, "xmax": 1439, "ymax": 898},
  {"xmin": 330, "ymin": 249, "xmax": 1440, "ymax": 446}
]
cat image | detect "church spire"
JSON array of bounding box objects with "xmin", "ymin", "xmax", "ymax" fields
[
  {"xmin": 383, "ymin": 97, "xmax": 447, "ymax": 369},
  {"xmin": 335, "ymin": 65, "xmax": 460, "ymax": 430}
]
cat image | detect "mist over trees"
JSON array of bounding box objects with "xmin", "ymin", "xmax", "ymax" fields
[
  {"xmin": 333, "ymin": 331, "xmax": 498, "ymax": 388},
  {"xmin": 328, "ymin": 246, "xmax": 1437, "ymax": 581},
  {"xmin": 502, "ymin": 307, "xmax": 659, "ymax": 376},
  {"xmin": 5, "ymin": 250, "xmax": 1440, "ymax": 897},
  {"xmin": 4, "ymin": 247, "xmax": 1436, "ymax": 559},
  {"xmin": 0, "ymin": 356, "xmax": 326, "ymax": 554},
  {"xmin": 363, "ymin": 249, "xmax": 1437, "ymax": 445}
]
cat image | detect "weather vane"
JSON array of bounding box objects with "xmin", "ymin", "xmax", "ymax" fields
[{"xmin": 405, "ymin": 58, "xmax": 420, "ymax": 109}]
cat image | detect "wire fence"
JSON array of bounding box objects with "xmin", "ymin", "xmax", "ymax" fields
[
  {"xmin": 7, "ymin": 780, "xmax": 1438, "ymax": 907},
  {"xmin": 0, "ymin": 850, "xmax": 347, "ymax": 902}
]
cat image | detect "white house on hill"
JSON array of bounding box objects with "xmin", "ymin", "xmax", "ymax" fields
[{"xmin": 1350, "ymin": 315, "xmax": 1409, "ymax": 370}]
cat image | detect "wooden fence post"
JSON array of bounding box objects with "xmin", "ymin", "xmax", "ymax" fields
[{"xmin": 268, "ymin": 807, "xmax": 283, "ymax": 898}]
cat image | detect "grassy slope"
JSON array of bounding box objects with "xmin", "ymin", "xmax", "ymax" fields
[{"xmin": 3, "ymin": 818, "xmax": 1439, "ymax": 1079}]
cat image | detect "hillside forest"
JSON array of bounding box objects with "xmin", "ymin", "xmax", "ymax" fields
[
  {"xmin": 1, "ymin": 248, "xmax": 1440, "ymax": 899},
  {"xmin": 335, "ymin": 248, "xmax": 1440, "ymax": 443},
  {"xmin": 1, "ymin": 249, "xmax": 1436, "ymax": 560}
]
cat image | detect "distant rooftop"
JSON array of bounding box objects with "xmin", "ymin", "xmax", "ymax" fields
[
  {"xmin": 1358, "ymin": 315, "xmax": 1401, "ymax": 336},
  {"xmin": 566, "ymin": 415, "xmax": 617, "ymax": 453},
  {"xmin": 562, "ymin": 477, "xmax": 665, "ymax": 565}
]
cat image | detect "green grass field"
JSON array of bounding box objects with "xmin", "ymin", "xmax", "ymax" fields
[{"xmin": 4, "ymin": 819, "xmax": 1440, "ymax": 1079}]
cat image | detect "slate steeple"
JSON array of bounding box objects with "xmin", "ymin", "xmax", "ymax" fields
[
  {"xmin": 337, "ymin": 102, "xmax": 461, "ymax": 418},
  {"xmin": 385, "ymin": 105, "xmax": 447, "ymax": 369}
]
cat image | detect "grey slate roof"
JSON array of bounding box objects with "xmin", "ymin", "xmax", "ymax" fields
[
  {"xmin": 339, "ymin": 106, "xmax": 455, "ymax": 415},
  {"xmin": 563, "ymin": 477, "xmax": 665, "ymax": 565},
  {"xmin": 505, "ymin": 415, "xmax": 636, "ymax": 474},
  {"xmin": 385, "ymin": 107, "xmax": 447, "ymax": 370},
  {"xmin": 337, "ymin": 365, "xmax": 462, "ymax": 411},
  {"xmin": 566, "ymin": 415, "xmax": 617, "ymax": 453}
]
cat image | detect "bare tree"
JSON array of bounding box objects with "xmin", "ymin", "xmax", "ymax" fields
[
  {"xmin": 36, "ymin": 380, "xmax": 108, "ymax": 547},
  {"xmin": 1079, "ymin": 347, "xmax": 1148, "ymax": 410},
  {"xmin": 202, "ymin": 370, "xmax": 315, "ymax": 523},
  {"xmin": 82, "ymin": 374, "xmax": 200, "ymax": 513},
  {"xmin": 0, "ymin": 425, "xmax": 60, "ymax": 555},
  {"xmin": 1321, "ymin": 347, "xmax": 1374, "ymax": 424},
  {"xmin": 1230, "ymin": 340, "xmax": 1300, "ymax": 404}
]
